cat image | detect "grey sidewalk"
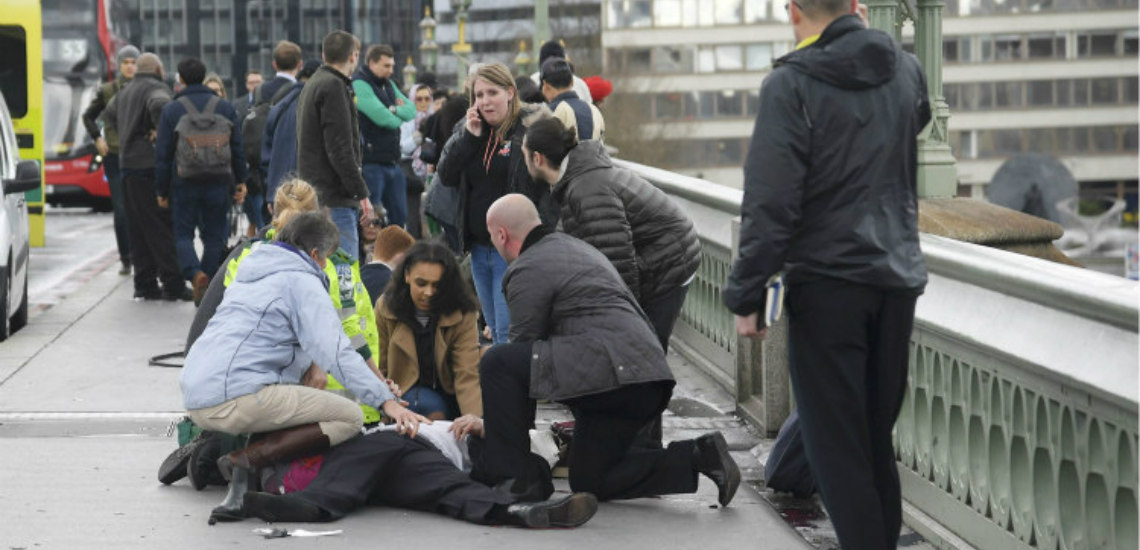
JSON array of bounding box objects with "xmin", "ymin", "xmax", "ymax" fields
[{"xmin": 0, "ymin": 258, "xmax": 811, "ymax": 549}]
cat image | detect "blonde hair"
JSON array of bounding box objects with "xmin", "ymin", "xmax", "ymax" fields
[
  {"xmin": 272, "ymin": 178, "xmax": 320, "ymax": 230},
  {"xmin": 203, "ymin": 73, "xmax": 226, "ymax": 98},
  {"xmin": 472, "ymin": 63, "xmax": 521, "ymax": 141}
]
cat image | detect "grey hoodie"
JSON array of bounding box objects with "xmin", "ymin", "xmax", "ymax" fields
[{"xmin": 180, "ymin": 241, "xmax": 395, "ymax": 411}]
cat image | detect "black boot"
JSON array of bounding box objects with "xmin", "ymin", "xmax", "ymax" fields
[
  {"xmin": 243, "ymin": 492, "xmax": 326, "ymax": 523},
  {"xmin": 208, "ymin": 466, "xmax": 250, "ymax": 525},
  {"xmin": 496, "ymin": 493, "xmax": 598, "ymax": 528},
  {"xmin": 694, "ymin": 432, "xmax": 741, "ymax": 507}
]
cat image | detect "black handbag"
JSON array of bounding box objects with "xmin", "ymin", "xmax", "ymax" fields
[{"xmin": 418, "ymin": 138, "xmax": 440, "ymax": 165}]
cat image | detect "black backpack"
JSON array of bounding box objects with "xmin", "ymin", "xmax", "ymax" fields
[
  {"xmin": 241, "ymin": 86, "xmax": 270, "ymax": 175},
  {"xmin": 174, "ymin": 96, "xmax": 233, "ymax": 179}
]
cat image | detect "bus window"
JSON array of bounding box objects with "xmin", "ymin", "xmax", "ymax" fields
[{"xmin": 0, "ymin": 26, "xmax": 29, "ymax": 118}]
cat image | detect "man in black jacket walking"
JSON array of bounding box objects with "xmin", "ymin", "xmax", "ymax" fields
[
  {"xmin": 103, "ymin": 53, "xmax": 192, "ymax": 301},
  {"xmin": 723, "ymin": 2, "xmax": 931, "ymax": 548},
  {"xmin": 297, "ymin": 30, "xmax": 372, "ymax": 259}
]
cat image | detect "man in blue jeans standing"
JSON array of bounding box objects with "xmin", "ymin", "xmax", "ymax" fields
[
  {"xmin": 297, "ymin": 30, "xmax": 371, "ymax": 259},
  {"xmin": 155, "ymin": 57, "xmax": 248, "ymax": 305},
  {"xmin": 353, "ymin": 44, "xmax": 415, "ymax": 229}
]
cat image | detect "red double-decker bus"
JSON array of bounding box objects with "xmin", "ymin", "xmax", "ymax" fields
[{"xmin": 42, "ymin": 0, "xmax": 129, "ymax": 210}]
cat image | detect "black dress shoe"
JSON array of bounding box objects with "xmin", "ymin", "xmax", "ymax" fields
[
  {"xmin": 506, "ymin": 492, "xmax": 597, "ymax": 528},
  {"xmin": 187, "ymin": 432, "xmax": 223, "ymax": 491},
  {"xmin": 163, "ymin": 285, "xmax": 194, "ymax": 302},
  {"xmin": 157, "ymin": 434, "xmax": 207, "ymax": 485},
  {"xmin": 243, "ymin": 492, "xmax": 326, "ymax": 523},
  {"xmin": 694, "ymin": 432, "xmax": 741, "ymax": 506},
  {"xmin": 133, "ymin": 288, "xmax": 162, "ymax": 301}
]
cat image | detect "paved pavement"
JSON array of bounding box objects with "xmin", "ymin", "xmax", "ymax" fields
[{"xmin": 0, "ymin": 246, "xmax": 814, "ymax": 549}]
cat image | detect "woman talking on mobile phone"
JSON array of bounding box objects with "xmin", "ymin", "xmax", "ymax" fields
[{"xmin": 435, "ymin": 63, "xmax": 553, "ymax": 346}]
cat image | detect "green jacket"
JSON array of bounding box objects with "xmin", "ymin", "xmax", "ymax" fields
[{"xmin": 82, "ymin": 76, "xmax": 130, "ymax": 153}]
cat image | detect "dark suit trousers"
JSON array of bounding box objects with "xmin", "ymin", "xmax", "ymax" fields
[
  {"xmin": 476, "ymin": 342, "xmax": 697, "ymax": 502},
  {"xmin": 291, "ymin": 432, "xmax": 513, "ymax": 523},
  {"xmin": 122, "ymin": 170, "xmax": 182, "ymax": 292},
  {"xmin": 785, "ymin": 277, "xmax": 917, "ymax": 550}
]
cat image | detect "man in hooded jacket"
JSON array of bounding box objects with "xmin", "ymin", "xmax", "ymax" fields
[{"xmin": 722, "ymin": 1, "xmax": 931, "ymax": 548}]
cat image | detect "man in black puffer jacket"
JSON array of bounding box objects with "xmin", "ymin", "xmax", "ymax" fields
[
  {"xmin": 522, "ymin": 118, "xmax": 700, "ymax": 352},
  {"xmin": 723, "ymin": 2, "xmax": 931, "ymax": 549}
]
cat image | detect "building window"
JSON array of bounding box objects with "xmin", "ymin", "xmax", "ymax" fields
[
  {"xmin": 1092, "ymin": 126, "xmax": 1119, "ymax": 152},
  {"xmin": 1124, "ymin": 126, "xmax": 1138, "ymax": 150},
  {"xmin": 654, "ymin": 0, "xmax": 683, "ymax": 26},
  {"xmin": 715, "ymin": 0, "xmax": 743, "ymax": 24},
  {"xmin": 994, "ymin": 81, "xmax": 1023, "ymax": 108},
  {"xmin": 653, "ymin": 46, "xmax": 694, "ymax": 73},
  {"xmin": 743, "ymin": 0, "xmax": 769, "ymax": 22},
  {"xmin": 1027, "ymin": 34, "xmax": 1064, "ymax": 59},
  {"xmin": 746, "ymin": 89, "xmax": 760, "ymax": 115},
  {"xmin": 697, "ymin": 47, "xmax": 716, "ymax": 73},
  {"xmin": 655, "ymin": 92, "xmax": 684, "ymax": 119},
  {"xmin": 715, "ymin": 45, "xmax": 743, "ymax": 71},
  {"xmin": 1091, "ymin": 77, "xmax": 1119, "ymax": 104},
  {"xmin": 629, "ymin": 0, "xmax": 653, "ymax": 27},
  {"xmin": 993, "ymin": 35, "xmax": 1023, "ymax": 61},
  {"xmin": 1028, "ymin": 80, "xmax": 1054, "ymax": 106},
  {"xmin": 697, "ymin": 91, "xmax": 716, "ymax": 118},
  {"xmin": 1124, "ymin": 77, "xmax": 1138, "ymax": 103},
  {"xmin": 628, "ymin": 48, "xmax": 651, "ymax": 72},
  {"xmin": 745, "ymin": 43, "xmax": 773, "ymax": 70},
  {"xmin": 717, "ymin": 90, "xmax": 744, "ymax": 117},
  {"xmin": 1077, "ymin": 31, "xmax": 1118, "ymax": 57},
  {"xmin": 1124, "ymin": 30, "xmax": 1139, "ymax": 54}
]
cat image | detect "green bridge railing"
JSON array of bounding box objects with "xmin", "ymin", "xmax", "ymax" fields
[{"xmin": 616, "ymin": 158, "xmax": 1139, "ymax": 550}]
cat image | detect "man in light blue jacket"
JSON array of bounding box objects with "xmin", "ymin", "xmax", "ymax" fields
[{"xmin": 179, "ymin": 211, "xmax": 429, "ymax": 523}]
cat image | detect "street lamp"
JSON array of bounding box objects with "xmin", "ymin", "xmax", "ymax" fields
[
  {"xmin": 419, "ymin": 5, "xmax": 438, "ymax": 74},
  {"xmin": 403, "ymin": 55, "xmax": 417, "ymax": 93},
  {"xmin": 450, "ymin": 0, "xmax": 473, "ymax": 90},
  {"xmin": 514, "ymin": 40, "xmax": 531, "ymax": 77}
]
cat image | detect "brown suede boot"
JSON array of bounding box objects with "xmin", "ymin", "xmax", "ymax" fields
[{"xmin": 216, "ymin": 423, "xmax": 330, "ymax": 482}]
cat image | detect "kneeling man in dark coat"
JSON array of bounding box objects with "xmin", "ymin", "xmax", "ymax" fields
[{"xmin": 466, "ymin": 194, "xmax": 740, "ymax": 505}]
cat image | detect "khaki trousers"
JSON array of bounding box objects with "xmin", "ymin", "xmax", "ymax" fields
[{"xmin": 188, "ymin": 384, "xmax": 364, "ymax": 445}]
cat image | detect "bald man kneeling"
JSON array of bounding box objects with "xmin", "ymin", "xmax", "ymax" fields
[{"xmin": 465, "ymin": 194, "xmax": 740, "ymax": 506}]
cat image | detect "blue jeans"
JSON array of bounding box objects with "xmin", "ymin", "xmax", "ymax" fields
[
  {"xmin": 403, "ymin": 385, "xmax": 458, "ymax": 419},
  {"xmin": 328, "ymin": 206, "xmax": 359, "ymax": 261},
  {"xmin": 470, "ymin": 243, "xmax": 510, "ymax": 344},
  {"xmin": 171, "ymin": 182, "xmax": 230, "ymax": 281},
  {"xmin": 102, "ymin": 154, "xmax": 131, "ymax": 264},
  {"xmin": 242, "ymin": 189, "xmax": 265, "ymax": 231},
  {"xmin": 362, "ymin": 162, "xmax": 407, "ymax": 227}
]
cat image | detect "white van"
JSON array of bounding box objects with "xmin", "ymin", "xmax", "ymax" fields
[{"xmin": 0, "ymin": 92, "xmax": 39, "ymax": 340}]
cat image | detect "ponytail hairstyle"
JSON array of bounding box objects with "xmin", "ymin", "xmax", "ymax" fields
[
  {"xmin": 272, "ymin": 178, "xmax": 320, "ymax": 230},
  {"xmin": 523, "ymin": 117, "xmax": 578, "ymax": 167}
]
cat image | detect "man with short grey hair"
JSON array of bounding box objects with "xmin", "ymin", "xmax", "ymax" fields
[{"xmin": 723, "ymin": 0, "xmax": 931, "ymax": 547}]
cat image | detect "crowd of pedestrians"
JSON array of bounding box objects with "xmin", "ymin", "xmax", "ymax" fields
[{"xmin": 91, "ymin": 5, "xmax": 928, "ymax": 546}]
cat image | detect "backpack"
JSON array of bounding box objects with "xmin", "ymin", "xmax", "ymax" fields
[
  {"xmin": 174, "ymin": 96, "xmax": 233, "ymax": 179},
  {"xmin": 241, "ymin": 86, "xmax": 270, "ymax": 174}
]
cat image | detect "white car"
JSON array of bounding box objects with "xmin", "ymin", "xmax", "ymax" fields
[{"xmin": 0, "ymin": 92, "xmax": 38, "ymax": 340}]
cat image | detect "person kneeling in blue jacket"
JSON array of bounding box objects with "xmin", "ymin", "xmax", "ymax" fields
[{"xmin": 179, "ymin": 210, "xmax": 430, "ymax": 523}]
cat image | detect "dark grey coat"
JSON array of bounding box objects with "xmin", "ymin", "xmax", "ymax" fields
[
  {"xmin": 296, "ymin": 65, "xmax": 368, "ymax": 209},
  {"xmin": 552, "ymin": 140, "xmax": 701, "ymax": 304},
  {"xmin": 504, "ymin": 231, "xmax": 675, "ymax": 401}
]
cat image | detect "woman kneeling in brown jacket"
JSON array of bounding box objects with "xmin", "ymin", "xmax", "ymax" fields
[{"xmin": 377, "ymin": 241, "xmax": 483, "ymax": 420}]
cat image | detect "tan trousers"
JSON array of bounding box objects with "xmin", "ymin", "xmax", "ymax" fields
[{"xmin": 187, "ymin": 384, "xmax": 364, "ymax": 445}]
